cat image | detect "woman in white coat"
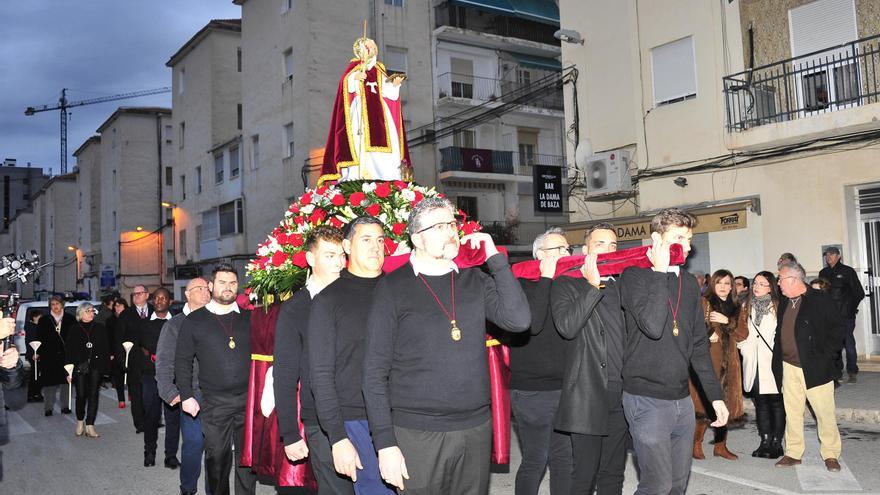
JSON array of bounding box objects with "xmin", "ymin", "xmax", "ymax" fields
[{"xmin": 737, "ymin": 271, "xmax": 785, "ymax": 459}]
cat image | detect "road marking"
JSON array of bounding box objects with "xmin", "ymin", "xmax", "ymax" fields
[
  {"xmin": 796, "ymin": 433, "xmax": 862, "ymax": 492},
  {"xmin": 61, "ymin": 410, "xmax": 117, "ymax": 426},
  {"xmin": 6, "ymin": 410, "xmax": 36, "ymax": 436},
  {"xmin": 692, "ymin": 466, "xmax": 877, "ymax": 495}
]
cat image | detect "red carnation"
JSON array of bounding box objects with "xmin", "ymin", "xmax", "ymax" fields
[
  {"xmin": 394, "ymin": 180, "xmax": 408, "ymax": 191},
  {"xmin": 384, "ymin": 238, "xmax": 399, "ymax": 256},
  {"xmin": 300, "ymin": 192, "xmax": 313, "ymax": 206},
  {"xmin": 462, "ymin": 221, "xmax": 480, "ymax": 235},
  {"xmin": 392, "ymin": 223, "xmax": 406, "ymax": 236},
  {"xmin": 271, "ymin": 251, "xmax": 287, "ymax": 267},
  {"xmin": 329, "ymin": 216, "xmax": 344, "ymax": 228},
  {"xmin": 293, "ymin": 216, "xmax": 306, "ymax": 226},
  {"xmin": 275, "ymin": 231, "xmax": 289, "ymax": 245},
  {"xmin": 309, "ymin": 208, "xmax": 327, "ymax": 225},
  {"xmin": 288, "ymin": 204, "xmax": 300, "ymax": 214},
  {"xmin": 290, "ymin": 233, "xmax": 304, "ymax": 247},
  {"xmin": 414, "ymin": 191, "xmax": 424, "ymax": 203},
  {"xmin": 291, "ymin": 251, "xmax": 308, "ymax": 268},
  {"xmin": 256, "ymin": 256, "xmax": 268, "ymax": 269},
  {"xmin": 317, "ymin": 186, "xmax": 328, "ymax": 195},
  {"xmin": 365, "ymin": 203, "xmax": 381, "ymax": 217},
  {"xmin": 331, "ymin": 194, "xmax": 346, "ymax": 206},
  {"xmin": 349, "ymin": 192, "xmax": 366, "ymax": 206},
  {"xmin": 375, "ymin": 182, "xmax": 392, "ymax": 198}
]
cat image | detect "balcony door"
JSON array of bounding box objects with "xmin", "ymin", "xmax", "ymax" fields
[
  {"xmin": 450, "ymin": 57, "xmax": 474, "ymax": 99},
  {"xmin": 789, "ymin": 0, "xmax": 860, "ymax": 114}
]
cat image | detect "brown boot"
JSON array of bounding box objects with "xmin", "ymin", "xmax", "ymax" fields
[
  {"xmin": 693, "ymin": 422, "xmax": 708, "ymax": 460},
  {"xmin": 713, "ymin": 427, "xmax": 738, "ymax": 460}
]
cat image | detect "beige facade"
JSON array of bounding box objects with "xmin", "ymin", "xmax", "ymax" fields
[
  {"xmin": 166, "ymin": 19, "xmax": 243, "ymax": 295},
  {"xmin": 30, "ymin": 174, "xmax": 78, "ymax": 297},
  {"xmin": 96, "ymin": 107, "xmax": 174, "ymax": 299},
  {"xmin": 561, "ymin": 0, "xmax": 880, "ymax": 356},
  {"xmin": 73, "ymin": 135, "xmax": 103, "ymax": 298}
]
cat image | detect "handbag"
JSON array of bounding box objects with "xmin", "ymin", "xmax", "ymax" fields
[{"xmin": 75, "ymin": 360, "xmax": 90, "ymax": 376}]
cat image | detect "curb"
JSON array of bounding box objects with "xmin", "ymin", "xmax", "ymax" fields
[{"xmin": 743, "ymin": 400, "xmax": 880, "ymax": 425}]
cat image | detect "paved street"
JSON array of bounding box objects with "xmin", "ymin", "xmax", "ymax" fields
[{"xmin": 2, "ymin": 378, "xmax": 878, "ymax": 494}]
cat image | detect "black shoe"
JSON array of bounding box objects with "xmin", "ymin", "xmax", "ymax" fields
[
  {"xmin": 135, "ymin": 428, "xmax": 143, "ymax": 434},
  {"xmin": 181, "ymin": 491, "xmax": 196, "ymax": 495},
  {"xmin": 44, "ymin": 410, "xmax": 53, "ymax": 417},
  {"xmin": 144, "ymin": 452, "xmax": 156, "ymax": 467},
  {"xmin": 752, "ymin": 434, "xmax": 772, "ymax": 458},
  {"xmin": 158, "ymin": 422, "xmax": 165, "ymax": 428},
  {"xmin": 61, "ymin": 407, "xmax": 72, "ymax": 414},
  {"xmin": 768, "ymin": 437, "xmax": 784, "ymax": 459},
  {"xmin": 164, "ymin": 456, "xmax": 180, "ymax": 469}
]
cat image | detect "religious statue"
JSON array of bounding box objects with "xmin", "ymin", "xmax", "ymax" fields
[{"xmin": 319, "ymin": 25, "xmax": 412, "ymax": 184}]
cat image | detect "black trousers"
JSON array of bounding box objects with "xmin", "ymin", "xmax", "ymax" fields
[
  {"xmin": 110, "ymin": 357, "xmax": 126, "ymax": 402},
  {"xmin": 394, "ymin": 418, "xmax": 492, "ymax": 495},
  {"xmin": 304, "ymin": 424, "xmax": 355, "ymax": 495},
  {"xmin": 74, "ymin": 368, "xmax": 102, "ymax": 424},
  {"xmin": 510, "ymin": 389, "xmax": 572, "ymax": 495},
  {"xmin": 570, "ymin": 382, "xmax": 628, "ymax": 495},
  {"xmin": 127, "ymin": 365, "xmax": 144, "ymax": 430},
  {"xmin": 142, "ymin": 373, "xmax": 180, "ymax": 456},
  {"xmin": 201, "ymin": 392, "xmax": 256, "ymax": 495}
]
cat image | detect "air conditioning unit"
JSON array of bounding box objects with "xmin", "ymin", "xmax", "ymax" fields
[{"xmin": 583, "ymin": 150, "xmax": 632, "ymax": 197}]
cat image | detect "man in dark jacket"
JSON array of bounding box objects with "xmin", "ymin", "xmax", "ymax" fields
[
  {"xmin": 508, "ymin": 227, "xmax": 570, "ymax": 495},
  {"xmin": 552, "ymin": 223, "xmax": 627, "ymax": 495},
  {"xmin": 818, "ymin": 246, "xmax": 865, "ymax": 383},
  {"xmin": 119, "ymin": 285, "xmax": 153, "ymax": 432},
  {"xmin": 618, "ymin": 208, "xmax": 727, "ymax": 495},
  {"xmin": 1, "ymin": 317, "xmax": 24, "ymax": 482},
  {"xmin": 137, "ymin": 288, "xmax": 175, "ymax": 468},
  {"xmin": 773, "ymin": 261, "xmax": 843, "ymax": 472}
]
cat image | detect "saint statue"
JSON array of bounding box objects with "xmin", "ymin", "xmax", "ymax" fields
[{"xmin": 319, "ymin": 26, "xmax": 412, "ymax": 184}]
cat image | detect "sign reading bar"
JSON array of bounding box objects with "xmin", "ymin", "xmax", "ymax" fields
[{"xmin": 533, "ymin": 165, "xmax": 563, "ymax": 213}]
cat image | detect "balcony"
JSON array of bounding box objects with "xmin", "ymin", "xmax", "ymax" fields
[
  {"xmin": 439, "ymin": 146, "xmax": 564, "ymax": 181},
  {"xmin": 436, "ymin": 72, "xmax": 564, "ymax": 112},
  {"xmin": 434, "ymin": 1, "xmax": 560, "ymax": 57},
  {"xmin": 723, "ymin": 34, "xmax": 880, "ymax": 150}
]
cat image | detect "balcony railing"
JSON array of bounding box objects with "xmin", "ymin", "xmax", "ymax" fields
[
  {"xmin": 436, "ymin": 72, "xmax": 564, "ymax": 111},
  {"xmin": 440, "ymin": 146, "xmax": 564, "ymax": 177},
  {"xmin": 724, "ymin": 34, "xmax": 880, "ymax": 131},
  {"xmin": 434, "ymin": 2, "xmax": 560, "ymax": 47}
]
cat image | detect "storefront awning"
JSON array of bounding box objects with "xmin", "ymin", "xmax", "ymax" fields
[
  {"xmin": 513, "ymin": 53, "xmax": 561, "ymax": 71},
  {"xmin": 451, "ymin": 0, "xmax": 559, "ymax": 25}
]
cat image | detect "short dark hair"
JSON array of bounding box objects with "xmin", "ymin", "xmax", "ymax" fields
[
  {"xmin": 152, "ymin": 287, "xmax": 171, "ymax": 299},
  {"xmin": 584, "ymin": 222, "xmax": 616, "ymax": 244},
  {"xmin": 734, "ymin": 276, "xmax": 750, "ymax": 289},
  {"xmin": 344, "ymin": 216, "xmax": 384, "ymax": 241},
  {"xmin": 114, "ymin": 298, "xmax": 129, "ymax": 310},
  {"xmin": 306, "ymin": 225, "xmax": 344, "ymax": 251},
  {"xmin": 101, "ymin": 294, "xmax": 115, "ymax": 307},
  {"xmin": 650, "ymin": 208, "xmax": 697, "ymax": 235},
  {"xmin": 211, "ymin": 262, "xmax": 238, "ymax": 282}
]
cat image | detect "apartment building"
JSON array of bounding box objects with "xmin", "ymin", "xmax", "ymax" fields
[
  {"xmin": 560, "ymin": 0, "xmax": 880, "ymax": 355},
  {"xmin": 31, "ymin": 173, "xmax": 78, "ymax": 297},
  {"xmin": 73, "ymin": 136, "xmax": 103, "ymax": 298}
]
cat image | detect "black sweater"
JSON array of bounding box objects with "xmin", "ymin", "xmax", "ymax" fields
[
  {"xmin": 274, "ymin": 290, "xmax": 317, "ymax": 444},
  {"xmin": 175, "ymin": 307, "xmax": 252, "ymax": 400},
  {"xmin": 137, "ymin": 317, "xmax": 171, "ymax": 375},
  {"xmin": 508, "ymin": 278, "xmax": 566, "ymax": 390},
  {"xmin": 308, "ymin": 270, "xmax": 382, "ymax": 445},
  {"xmin": 363, "ymin": 254, "xmax": 531, "ymax": 451},
  {"xmin": 618, "ymin": 267, "xmax": 722, "ymax": 402}
]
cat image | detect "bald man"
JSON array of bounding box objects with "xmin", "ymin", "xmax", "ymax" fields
[{"xmin": 156, "ymin": 279, "xmax": 212, "ymax": 494}]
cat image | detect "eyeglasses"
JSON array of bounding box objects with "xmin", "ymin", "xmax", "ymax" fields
[
  {"xmin": 539, "ymin": 245, "xmax": 571, "ymax": 255},
  {"xmin": 415, "ymin": 220, "xmax": 460, "ymax": 235},
  {"xmin": 187, "ymin": 286, "xmax": 209, "ymax": 292},
  {"xmin": 753, "ymin": 281, "xmax": 771, "ymax": 288},
  {"xmin": 132, "ymin": 291, "xmax": 148, "ymax": 296},
  {"xmin": 778, "ymin": 276, "xmax": 798, "ymax": 283}
]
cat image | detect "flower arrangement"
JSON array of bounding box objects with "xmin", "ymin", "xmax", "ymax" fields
[{"xmin": 245, "ymin": 180, "xmax": 481, "ymax": 304}]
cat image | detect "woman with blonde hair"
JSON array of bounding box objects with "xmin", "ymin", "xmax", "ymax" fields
[{"xmin": 65, "ymin": 302, "xmax": 110, "ymax": 437}]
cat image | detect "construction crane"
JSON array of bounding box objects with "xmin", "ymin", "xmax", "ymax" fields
[{"xmin": 24, "ymin": 87, "xmax": 172, "ymax": 174}]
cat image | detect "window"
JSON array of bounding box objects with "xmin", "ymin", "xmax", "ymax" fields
[
  {"xmin": 112, "ymin": 211, "xmax": 117, "ymax": 231},
  {"xmin": 111, "ymin": 128, "xmax": 117, "ymax": 148},
  {"xmin": 201, "ymin": 210, "xmax": 218, "ymax": 240},
  {"xmin": 384, "ymin": 46, "xmax": 407, "ymax": 74},
  {"xmin": 180, "ymin": 174, "xmax": 186, "ymax": 200},
  {"xmin": 214, "ymin": 153, "xmax": 224, "ymax": 184},
  {"xmin": 219, "ymin": 199, "xmax": 244, "ymax": 236},
  {"xmin": 282, "ymin": 0, "xmax": 293, "ymax": 13},
  {"xmin": 456, "ymin": 196, "xmax": 478, "ymax": 220},
  {"xmin": 179, "ymin": 68, "xmax": 186, "ymax": 95},
  {"xmin": 166, "ymin": 249, "xmax": 175, "ymax": 276},
  {"xmin": 165, "ymin": 166, "xmax": 173, "ymax": 186},
  {"xmin": 283, "ymin": 48, "xmax": 294, "ymax": 79},
  {"xmin": 165, "ymin": 124, "xmax": 173, "ymax": 144},
  {"xmin": 179, "ymin": 229, "xmax": 187, "ymax": 257},
  {"xmin": 450, "ymin": 58, "xmax": 474, "ymax": 98},
  {"xmin": 112, "ymin": 169, "xmax": 116, "ymax": 188},
  {"xmin": 237, "ymin": 47, "xmax": 242, "ymax": 72},
  {"xmin": 179, "ymin": 122, "xmax": 186, "ymax": 149},
  {"xmin": 517, "ymin": 68, "xmax": 532, "ymax": 87},
  {"xmin": 229, "ymin": 146, "xmax": 240, "ymax": 178},
  {"xmin": 196, "ymin": 166, "xmax": 202, "ymax": 193},
  {"xmin": 284, "ymin": 123, "xmax": 294, "ymax": 157},
  {"xmin": 237, "ymin": 104, "xmax": 242, "ymax": 130},
  {"xmin": 252, "ymin": 135, "xmax": 260, "ymax": 169},
  {"xmin": 453, "ymin": 129, "xmax": 476, "ymax": 148},
  {"xmin": 650, "ymin": 36, "xmax": 697, "ymax": 106},
  {"xmin": 385, "ymin": 0, "xmax": 403, "ymax": 5}
]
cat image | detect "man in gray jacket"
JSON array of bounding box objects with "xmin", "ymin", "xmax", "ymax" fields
[{"xmin": 155, "ymin": 278, "xmax": 212, "ymax": 495}]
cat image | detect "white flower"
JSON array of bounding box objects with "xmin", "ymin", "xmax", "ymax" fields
[
  {"xmin": 378, "ymin": 213, "xmax": 388, "ymax": 224},
  {"xmin": 301, "ymin": 204, "xmax": 315, "ymax": 215},
  {"xmin": 400, "ymin": 189, "xmax": 416, "ymax": 202},
  {"xmin": 362, "ymin": 182, "xmax": 377, "ymax": 193},
  {"xmin": 396, "ymin": 208, "xmax": 410, "ymax": 221},
  {"xmin": 257, "ymin": 244, "xmax": 270, "ymax": 257}
]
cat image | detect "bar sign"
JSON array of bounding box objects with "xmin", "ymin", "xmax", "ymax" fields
[{"xmin": 533, "ymin": 165, "xmax": 563, "ymax": 213}]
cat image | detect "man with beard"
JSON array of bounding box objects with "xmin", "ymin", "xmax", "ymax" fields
[
  {"xmin": 308, "ymin": 217, "xmax": 391, "ymax": 494},
  {"xmin": 176, "ymin": 264, "xmax": 256, "ymax": 495},
  {"xmin": 274, "ymin": 225, "xmax": 347, "ymax": 493},
  {"xmin": 552, "ymin": 223, "xmax": 628, "ymax": 494},
  {"xmin": 363, "ymin": 197, "xmax": 531, "ymax": 494}
]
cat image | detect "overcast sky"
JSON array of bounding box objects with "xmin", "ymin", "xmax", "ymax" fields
[{"xmin": 0, "ymin": 1, "xmax": 241, "ymax": 175}]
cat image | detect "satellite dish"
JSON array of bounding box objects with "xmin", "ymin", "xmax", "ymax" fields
[{"xmin": 575, "ymin": 140, "xmax": 592, "ymax": 170}]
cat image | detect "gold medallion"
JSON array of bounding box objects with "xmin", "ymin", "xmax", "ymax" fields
[
  {"xmin": 228, "ymin": 338, "xmax": 236, "ymax": 350},
  {"xmin": 672, "ymin": 320, "xmax": 680, "ymax": 337},
  {"xmin": 451, "ymin": 320, "xmax": 461, "ymax": 341}
]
